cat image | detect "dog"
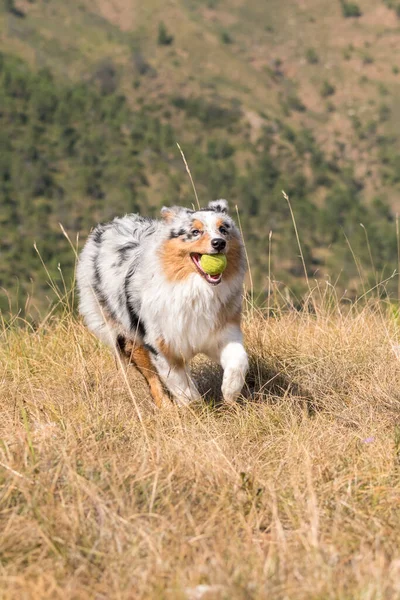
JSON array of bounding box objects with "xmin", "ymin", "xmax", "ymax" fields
[{"xmin": 76, "ymin": 199, "xmax": 249, "ymax": 407}]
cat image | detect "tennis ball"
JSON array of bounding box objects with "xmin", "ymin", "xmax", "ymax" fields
[{"xmin": 200, "ymin": 253, "xmax": 227, "ymax": 276}]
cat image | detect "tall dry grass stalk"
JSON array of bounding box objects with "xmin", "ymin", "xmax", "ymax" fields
[{"xmin": 2, "ymin": 281, "xmax": 400, "ymax": 599}]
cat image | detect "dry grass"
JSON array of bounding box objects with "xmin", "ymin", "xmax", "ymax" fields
[{"xmin": 2, "ymin": 296, "xmax": 400, "ymax": 599}]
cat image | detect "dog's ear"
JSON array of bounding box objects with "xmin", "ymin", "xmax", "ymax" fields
[
  {"xmin": 161, "ymin": 206, "xmax": 188, "ymax": 222},
  {"xmin": 208, "ymin": 199, "xmax": 229, "ymax": 214}
]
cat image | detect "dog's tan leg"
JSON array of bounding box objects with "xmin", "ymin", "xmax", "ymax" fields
[
  {"xmin": 150, "ymin": 338, "xmax": 201, "ymax": 405},
  {"xmin": 116, "ymin": 336, "xmax": 170, "ymax": 408},
  {"xmin": 130, "ymin": 346, "xmax": 170, "ymax": 408}
]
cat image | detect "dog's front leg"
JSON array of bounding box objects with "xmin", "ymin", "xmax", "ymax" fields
[{"xmin": 213, "ymin": 325, "xmax": 248, "ymax": 403}]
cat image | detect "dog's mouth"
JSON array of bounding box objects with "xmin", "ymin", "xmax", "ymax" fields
[{"xmin": 190, "ymin": 253, "xmax": 222, "ymax": 286}]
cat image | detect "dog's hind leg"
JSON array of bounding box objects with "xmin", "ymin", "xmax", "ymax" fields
[
  {"xmin": 117, "ymin": 337, "xmax": 170, "ymax": 408},
  {"xmin": 131, "ymin": 347, "xmax": 171, "ymax": 408},
  {"xmin": 151, "ymin": 353, "xmax": 201, "ymax": 406}
]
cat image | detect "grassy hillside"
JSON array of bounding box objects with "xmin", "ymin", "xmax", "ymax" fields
[
  {"xmin": 3, "ymin": 4, "xmax": 400, "ymax": 597},
  {"xmin": 2, "ymin": 0, "xmax": 400, "ymax": 312},
  {"xmin": 2, "ymin": 292, "xmax": 400, "ymax": 598}
]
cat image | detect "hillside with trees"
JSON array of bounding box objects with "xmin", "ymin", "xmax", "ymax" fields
[{"xmin": 1, "ymin": 0, "xmax": 400, "ymax": 313}]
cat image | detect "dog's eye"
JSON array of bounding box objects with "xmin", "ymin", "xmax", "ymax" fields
[
  {"xmin": 219, "ymin": 226, "xmax": 228, "ymax": 236},
  {"xmin": 192, "ymin": 229, "xmax": 201, "ymax": 236}
]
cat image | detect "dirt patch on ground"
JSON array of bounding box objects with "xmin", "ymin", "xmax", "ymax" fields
[
  {"xmin": 361, "ymin": 4, "xmax": 398, "ymax": 28},
  {"xmin": 244, "ymin": 109, "xmax": 266, "ymax": 141},
  {"xmin": 89, "ymin": 0, "xmax": 136, "ymax": 31},
  {"xmin": 202, "ymin": 7, "xmax": 238, "ymax": 26}
]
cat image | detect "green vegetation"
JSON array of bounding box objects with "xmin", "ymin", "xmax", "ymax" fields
[
  {"xmin": 220, "ymin": 29, "xmax": 233, "ymax": 44},
  {"xmin": 305, "ymin": 48, "xmax": 319, "ymax": 64},
  {"xmin": 2, "ymin": 0, "xmax": 400, "ymax": 315},
  {"xmin": 157, "ymin": 21, "xmax": 174, "ymax": 46},
  {"xmin": 362, "ymin": 52, "xmax": 374, "ymax": 66},
  {"xmin": 340, "ymin": 1, "xmax": 362, "ymax": 17},
  {"xmin": 320, "ymin": 80, "xmax": 336, "ymax": 97},
  {"xmin": 343, "ymin": 44, "xmax": 354, "ymax": 60},
  {"xmin": 383, "ymin": 0, "xmax": 400, "ymax": 17},
  {"xmin": 2, "ymin": 0, "xmax": 19, "ymax": 15},
  {"xmin": 1, "ymin": 48, "xmax": 398, "ymax": 315}
]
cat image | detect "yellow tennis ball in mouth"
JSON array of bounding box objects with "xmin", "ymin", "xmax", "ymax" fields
[{"xmin": 200, "ymin": 253, "xmax": 227, "ymax": 276}]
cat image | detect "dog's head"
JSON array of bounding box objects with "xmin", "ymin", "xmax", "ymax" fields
[{"xmin": 159, "ymin": 200, "xmax": 245, "ymax": 286}]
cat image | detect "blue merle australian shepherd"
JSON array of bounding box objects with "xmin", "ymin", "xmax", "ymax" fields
[{"xmin": 77, "ymin": 200, "xmax": 249, "ymax": 407}]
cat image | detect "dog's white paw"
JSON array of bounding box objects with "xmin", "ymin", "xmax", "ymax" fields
[
  {"xmin": 220, "ymin": 343, "xmax": 248, "ymax": 403},
  {"xmin": 222, "ymin": 366, "xmax": 247, "ymax": 403}
]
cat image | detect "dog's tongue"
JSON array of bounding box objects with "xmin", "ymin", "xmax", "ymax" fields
[{"xmin": 204, "ymin": 272, "xmax": 222, "ymax": 284}]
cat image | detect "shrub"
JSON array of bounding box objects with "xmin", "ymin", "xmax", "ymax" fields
[
  {"xmin": 362, "ymin": 52, "xmax": 374, "ymax": 65},
  {"xmin": 378, "ymin": 83, "xmax": 389, "ymax": 96},
  {"xmin": 207, "ymin": 139, "xmax": 235, "ymax": 159},
  {"xmin": 2, "ymin": 0, "xmax": 24, "ymax": 16},
  {"xmin": 282, "ymin": 124, "xmax": 296, "ymax": 142},
  {"xmin": 341, "ymin": 1, "xmax": 362, "ymax": 17},
  {"xmin": 220, "ymin": 30, "xmax": 233, "ymax": 44},
  {"xmin": 320, "ymin": 80, "xmax": 336, "ymax": 97},
  {"xmin": 158, "ymin": 22, "xmax": 174, "ymax": 46},
  {"xmin": 305, "ymin": 48, "xmax": 319, "ymax": 64},
  {"xmin": 379, "ymin": 103, "xmax": 391, "ymax": 122},
  {"xmin": 286, "ymin": 91, "xmax": 306, "ymax": 112},
  {"xmin": 383, "ymin": 0, "xmax": 400, "ymax": 17},
  {"xmin": 3, "ymin": 0, "xmax": 14, "ymax": 11},
  {"xmin": 92, "ymin": 60, "xmax": 118, "ymax": 95},
  {"xmin": 294, "ymin": 127, "xmax": 317, "ymax": 154},
  {"xmin": 343, "ymin": 49, "xmax": 351, "ymax": 60},
  {"xmin": 171, "ymin": 95, "xmax": 242, "ymax": 128},
  {"xmin": 132, "ymin": 51, "xmax": 156, "ymax": 77}
]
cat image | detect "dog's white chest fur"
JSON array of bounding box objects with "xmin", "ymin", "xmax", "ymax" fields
[{"xmin": 141, "ymin": 274, "xmax": 229, "ymax": 358}]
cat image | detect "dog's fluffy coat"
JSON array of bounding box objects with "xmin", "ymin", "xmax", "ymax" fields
[{"xmin": 77, "ymin": 200, "xmax": 249, "ymax": 407}]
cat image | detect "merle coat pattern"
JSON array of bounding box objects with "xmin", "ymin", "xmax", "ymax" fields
[{"xmin": 77, "ymin": 200, "xmax": 248, "ymax": 407}]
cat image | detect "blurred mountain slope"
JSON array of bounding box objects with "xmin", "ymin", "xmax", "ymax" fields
[{"xmin": 1, "ymin": 0, "xmax": 400, "ymax": 312}]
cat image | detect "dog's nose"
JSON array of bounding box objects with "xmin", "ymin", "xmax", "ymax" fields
[{"xmin": 211, "ymin": 238, "xmax": 226, "ymax": 252}]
